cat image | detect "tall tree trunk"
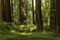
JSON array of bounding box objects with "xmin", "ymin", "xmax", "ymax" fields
[
  {"xmin": 56, "ymin": 0, "xmax": 60, "ymax": 33},
  {"xmin": 25, "ymin": 1, "xmax": 28, "ymax": 24},
  {"xmin": 50, "ymin": 0, "xmax": 56, "ymax": 32},
  {"xmin": 32, "ymin": 0, "xmax": 35, "ymax": 24},
  {"xmin": 1, "ymin": 0, "xmax": 6, "ymax": 21},
  {"xmin": 0, "ymin": 0, "xmax": 2, "ymax": 21},
  {"xmin": 19, "ymin": 0, "xmax": 26, "ymax": 24},
  {"xmin": 36, "ymin": 0, "xmax": 43, "ymax": 32},
  {"xmin": 5, "ymin": 0, "xmax": 12, "ymax": 22},
  {"xmin": 10, "ymin": 0, "xmax": 13, "ymax": 21},
  {"xmin": 19, "ymin": 0, "xmax": 23, "ymax": 24},
  {"xmin": 1, "ymin": 0, "xmax": 12, "ymax": 22}
]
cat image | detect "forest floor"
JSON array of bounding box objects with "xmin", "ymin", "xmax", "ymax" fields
[{"xmin": 0, "ymin": 32, "xmax": 60, "ymax": 40}]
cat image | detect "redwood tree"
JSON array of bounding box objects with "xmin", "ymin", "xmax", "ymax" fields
[
  {"xmin": 1, "ymin": 0, "xmax": 12, "ymax": 22},
  {"xmin": 50, "ymin": 0, "xmax": 56, "ymax": 32},
  {"xmin": 0, "ymin": 0, "xmax": 2, "ymax": 21},
  {"xmin": 32, "ymin": 0, "xmax": 35, "ymax": 24},
  {"xmin": 36, "ymin": 0, "xmax": 43, "ymax": 32},
  {"xmin": 19, "ymin": 0, "xmax": 26, "ymax": 24},
  {"xmin": 56, "ymin": 0, "xmax": 60, "ymax": 33}
]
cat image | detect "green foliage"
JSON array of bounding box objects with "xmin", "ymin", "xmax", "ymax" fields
[
  {"xmin": 0, "ymin": 22, "xmax": 12, "ymax": 32},
  {"xmin": 18, "ymin": 24, "xmax": 37, "ymax": 32},
  {"xmin": 41, "ymin": 0, "xmax": 50, "ymax": 30},
  {"xmin": 0, "ymin": 0, "xmax": 60, "ymax": 40},
  {"xmin": 0, "ymin": 32, "xmax": 60, "ymax": 40}
]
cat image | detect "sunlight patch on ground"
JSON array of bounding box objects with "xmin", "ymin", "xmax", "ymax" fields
[
  {"xmin": 10, "ymin": 30, "xmax": 32, "ymax": 35},
  {"xmin": 19, "ymin": 32, "xmax": 32, "ymax": 35},
  {"xmin": 10, "ymin": 30, "xmax": 16, "ymax": 33}
]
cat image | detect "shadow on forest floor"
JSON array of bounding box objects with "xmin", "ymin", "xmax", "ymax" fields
[{"xmin": 0, "ymin": 31, "xmax": 60, "ymax": 40}]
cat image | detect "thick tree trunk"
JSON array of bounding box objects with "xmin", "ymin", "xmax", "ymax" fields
[
  {"xmin": 1, "ymin": 0, "xmax": 6, "ymax": 21},
  {"xmin": 56, "ymin": 0, "xmax": 60, "ymax": 33},
  {"xmin": 19, "ymin": 0, "xmax": 26, "ymax": 24},
  {"xmin": 1, "ymin": 0, "xmax": 12, "ymax": 22},
  {"xmin": 4, "ymin": 0, "xmax": 12, "ymax": 22},
  {"xmin": 32, "ymin": 0, "xmax": 35, "ymax": 24},
  {"xmin": 36, "ymin": 0, "xmax": 43, "ymax": 32},
  {"xmin": 0, "ymin": 0, "xmax": 2, "ymax": 21},
  {"xmin": 50, "ymin": 0, "xmax": 56, "ymax": 32},
  {"xmin": 19, "ymin": 0, "xmax": 23, "ymax": 24}
]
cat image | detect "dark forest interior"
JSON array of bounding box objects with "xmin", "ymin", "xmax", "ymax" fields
[{"xmin": 0, "ymin": 0, "xmax": 60, "ymax": 40}]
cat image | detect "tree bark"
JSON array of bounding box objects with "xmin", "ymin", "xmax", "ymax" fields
[
  {"xmin": 1, "ymin": 0, "xmax": 12, "ymax": 22},
  {"xmin": 5, "ymin": 0, "xmax": 12, "ymax": 22},
  {"xmin": 1, "ymin": 0, "xmax": 6, "ymax": 21},
  {"xmin": 0, "ymin": 0, "xmax": 2, "ymax": 21},
  {"xmin": 50, "ymin": 0, "xmax": 56, "ymax": 32},
  {"xmin": 32, "ymin": 0, "xmax": 35, "ymax": 24},
  {"xmin": 56, "ymin": 0, "xmax": 60, "ymax": 33},
  {"xmin": 19, "ymin": 0, "xmax": 26, "ymax": 24},
  {"xmin": 36, "ymin": 0, "xmax": 43, "ymax": 32}
]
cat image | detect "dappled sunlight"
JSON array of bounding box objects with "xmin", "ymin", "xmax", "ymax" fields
[
  {"xmin": 10, "ymin": 30, "xmax": 16, "ymax": 33},
  {"xmin": 0, "ymin": 0, "xmax": 60, "ymax": 40},
  {"xmin": 18, "ymin": 24, "xmax": 37, "ymax": 32},
  {"xmin": 10, "ymin": 30, "xmax": 32, "ymax": 35},
  {"xmin": 19, "ymin": 32, "xmax": 32, "ymax": 35}
]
